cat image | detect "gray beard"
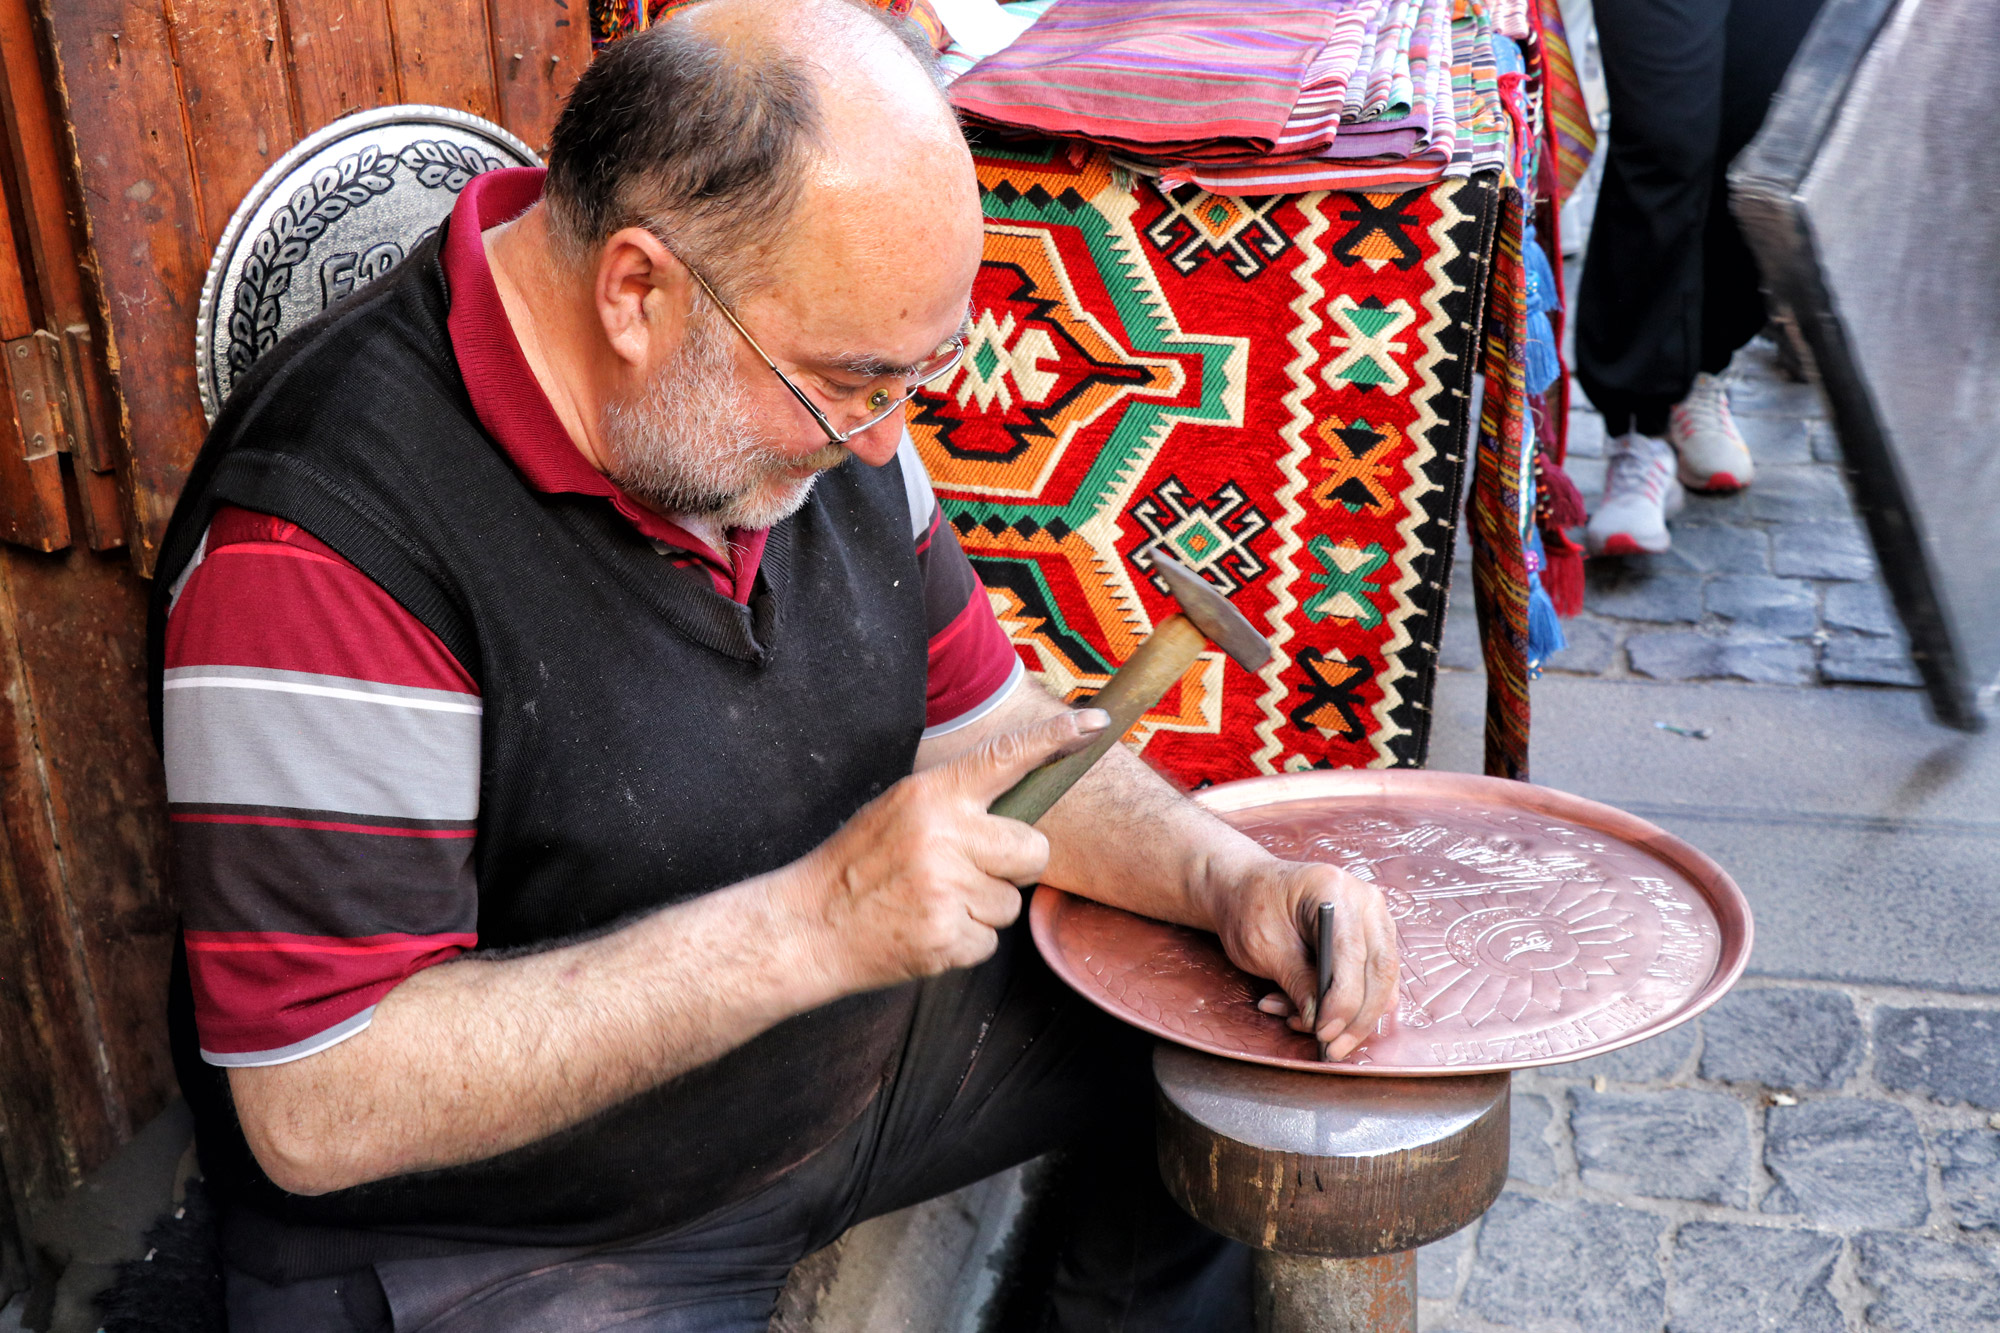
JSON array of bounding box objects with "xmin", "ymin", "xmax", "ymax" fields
[{"xmin": 599, "ymin": 310, "xmax": 849, "ymax": 531}]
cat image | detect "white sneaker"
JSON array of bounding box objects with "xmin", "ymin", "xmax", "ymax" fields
[
  {"xmin": 1586, "ymin": 433, "xmax": 1686, "ymax": 556},
  {"xmin": 1668, "ymin": 372, "xmax": 1755, "ymax": 492}
]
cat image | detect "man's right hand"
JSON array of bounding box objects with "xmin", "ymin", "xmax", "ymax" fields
[{"xmin": 791, "ymin": 708, "xmax": 1109, "ymax": 992}]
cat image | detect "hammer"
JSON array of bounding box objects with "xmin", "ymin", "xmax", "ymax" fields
[{"xmin": 988, "ymin": 550, "xmax": 1273, "ymax": 825}]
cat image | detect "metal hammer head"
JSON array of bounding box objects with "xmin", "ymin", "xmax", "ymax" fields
[{"xmin": 1147, "ymin": 551, "xmax": 1274, "ymax": 671}]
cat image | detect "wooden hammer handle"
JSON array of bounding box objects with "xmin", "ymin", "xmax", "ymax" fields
[{"xmin": 989, "ymin": 613, "xmax": 1208, "ymax": 825}]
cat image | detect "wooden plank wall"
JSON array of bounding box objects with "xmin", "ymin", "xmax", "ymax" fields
[
  {"xmin": 0, "ymin": 0, "xmax": 590, "ymax": 1260},
  {"xmin": 41, "ymin": 0, "xmax": 591, "ymax": 573},
  {"xmin": 0, "ymin": 522, "xmax": 168, "ymax": 1216},
  {"xmin": 0, "ymin": 0, "xmax": 167, "ymax": 1244}
]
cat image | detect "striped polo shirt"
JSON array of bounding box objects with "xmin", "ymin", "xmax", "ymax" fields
[{"xmin": 164, "ymin": 168, "xmax": 1022, "ymax": 1069}]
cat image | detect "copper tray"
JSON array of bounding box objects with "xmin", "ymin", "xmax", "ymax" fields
[{"xmin": 1030, "ymin": 770, "xmax": 1753, "ymax": 1075}]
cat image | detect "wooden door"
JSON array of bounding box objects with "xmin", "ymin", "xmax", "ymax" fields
[
  {"xmin": 0, "ymin": 0, "xmax": 590, "ymax": 1297},
  {"xmin": 42, "ymin": 0, "xmax": 592, "ymax": 574}
]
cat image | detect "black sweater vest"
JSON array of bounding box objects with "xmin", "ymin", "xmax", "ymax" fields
[{"xmin": 149, "ymin": 232, "xmax": 930, "ymax": 1274}]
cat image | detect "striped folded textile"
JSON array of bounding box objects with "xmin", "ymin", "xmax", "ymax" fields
[
  {"xmin": 1358, "ymin": 0, "xmax": 1421, "ymax": 122},
  {"xmin": 1129, "ymin": 0, "xmax": 1429, "ymax": 184},
  {"xmin": 948, "ymin": 1, "xmax": 1348, "ymax": 159},
  {"xmin": 1170, "ymin": 0, "xmax": 1506, "ymax": 196},
  {"xmin": 1254, "ymin": 0, "xmax": 1388, "ymax": 161},
  {"xmin": 1452, "ymin": 0, "xmax": 1509, "ymax": 173},
  {"xmin": 1490, "ymin": 0, "xmax": 1532, "ymax": 40},
  {"xmin": 953, "ymin": 0, "xmax": 1517, "ymax": 198}
]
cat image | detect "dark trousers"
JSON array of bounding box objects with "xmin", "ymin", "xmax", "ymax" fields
[
  {"xmin": 1575, "ymin": 0, "xmax": 1827, "ymax": 436},
  {"xmin": 224, "ymin": 915, "xmax": 1251, "ymax": 1332}
]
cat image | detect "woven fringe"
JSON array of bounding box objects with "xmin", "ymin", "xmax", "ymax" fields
[
  {"xmin": 1525, "ymin": 312, "xmax": 1561, "ymax": 396},
  {"xmin": 1539, "ymin": 0, "xmax": 1597, "ymax": 203},
  {"xmin": 1469, "ymin": 186, "xmax": 1532, "ymax": 781},
  {"xmin": 1541, "ymin": 528, "xmax": 1586, "ymax": 616}
]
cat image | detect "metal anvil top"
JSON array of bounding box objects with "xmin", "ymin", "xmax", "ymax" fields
[{"xmin": 1154, "ymin": 1044, "xmax": 1510, "ymax": 1259}]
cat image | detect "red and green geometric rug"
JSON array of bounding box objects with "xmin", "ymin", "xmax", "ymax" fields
[{"xmin": 916, "ymin": 140, "xmax": 1499, "ymax": 785}]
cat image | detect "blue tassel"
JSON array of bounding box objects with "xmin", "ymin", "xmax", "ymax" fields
[
  {"xmin": 1524, "ymin": 311, "xmax": 1561, "ymax": 396},
  {"xmin": 1525, "ymin": 525, "xmax": 1565, "ymax": 672},
  {"xmin": 1528, "ymin": 580, "xmax": 1568, "ymax": 665},
  {"xmin": 1520, "ymin": 220, "xmax": 1563, "ymax": 395},
  {"xmin": 1523, "ymin": 236, "xmax": 1562, "ymax": 316}
]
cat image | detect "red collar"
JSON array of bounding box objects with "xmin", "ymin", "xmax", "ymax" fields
[{"xmin": 441, "ymin": 168, "xmax": 766, "ymax": 602}]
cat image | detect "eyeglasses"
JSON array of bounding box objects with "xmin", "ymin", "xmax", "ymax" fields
[{"xmin": 678, "ymin": 259, "xmax": 966, "ymax": 446}]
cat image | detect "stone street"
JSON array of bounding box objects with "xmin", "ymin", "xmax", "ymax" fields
[
  {"xmin": 1442, "ymin": 338, "xmax": 1919, "ymax": 692},
  {"xmin": 1420, "ymin": 338, "xmax": 2000, "ymax": 1331}
]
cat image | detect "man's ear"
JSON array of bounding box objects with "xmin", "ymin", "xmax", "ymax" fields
[{"xmin": 595, "ymin": 227, "xmax": 689, "ymax": 368}]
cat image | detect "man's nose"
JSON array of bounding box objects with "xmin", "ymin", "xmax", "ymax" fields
[{"xmin": 845, "ymin": 413, "xmax": 906, "ymax": 467}]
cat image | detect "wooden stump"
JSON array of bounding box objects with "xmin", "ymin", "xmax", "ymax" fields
[{"xmin": 1153, "ymin": 1044, "xmax": 1510, "ymax": 1332}]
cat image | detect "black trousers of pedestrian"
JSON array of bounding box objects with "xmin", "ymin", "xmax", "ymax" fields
[
  {"xmin": 223, "ymin": 912, "xmax": 1252, "ymax": 1333},
  {"xmin": 1575, "ymin": 0, "xmax": 1827, "ymax": 436}
]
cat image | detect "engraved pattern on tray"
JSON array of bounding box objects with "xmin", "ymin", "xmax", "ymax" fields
[
  {"xmin": 1237, "ymin": 800, "xmax": 1722, "ymax": 1067},
  {"xmin": 1039, "ymin": 790, "xmax": 1731, "ymax": 1073}
]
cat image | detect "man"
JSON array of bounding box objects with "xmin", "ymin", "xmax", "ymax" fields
[
  {"xmin": 152, "ymin": 2, "xmax": 1399, "ymax": 1328},
  {"xmin": 1578, "ymin": 0, "xmax": 1826, "ymax": 556}
]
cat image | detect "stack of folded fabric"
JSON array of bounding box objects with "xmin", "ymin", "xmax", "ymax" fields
[
  {"xmin": 593, "ymin": 0, "xmax": 1055, "ymax": 70},
  {"xmin": 948, "ymin": 0, "xmax": 1521, "ymax": 196}
]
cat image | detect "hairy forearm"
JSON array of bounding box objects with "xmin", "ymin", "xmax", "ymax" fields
[
  {"xmin": 231, "ymin": 868, "xmax": 840, "ymax": 1195},
  {"xmin": 940, "ymin": 682, "xmax": 1271, "ymax": 928},
  {"xmin": 1038, "ymin": 737, "xmax": 1271, "ymax": 928}
]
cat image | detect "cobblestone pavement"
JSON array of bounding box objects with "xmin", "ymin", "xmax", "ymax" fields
[
  {"xmin": 1414, "ymin": 983, "xmax": 2000, "ymax": 1332},
  {"xmin": 1420, "ymin": 343, "xmax": 2000, "ymax": 1328},
  {"xmin": 1443, "ymin": 337, "xmax": 1923, "ymax": 692}
]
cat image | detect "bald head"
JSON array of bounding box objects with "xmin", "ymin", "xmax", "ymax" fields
[
  {"xmin": 544, "ymin": 0, "xmax": 976, "ymax": 298},
  {"xmin": 518, "ymin": 0, "xmax": 983, "ymax": 526}
]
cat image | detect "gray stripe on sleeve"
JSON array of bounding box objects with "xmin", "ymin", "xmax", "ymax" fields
[
  {"xmin": 201, "ymin": 1006, "xmax": 376, "ymax": 1067},
  {"xmin": 164, "ymin": 667, "xmax": 481, "ymax": 821},
  {"xmin": 920, "ymin": 658, "xmax": 1024, "ymax": 740},
  {"xmin": 897, "ymin": 428, "xmax": 938, "ymax": 538},
  {"xmin": 164, "ymin": 664, "xmax": 483, "ymax": 711}
]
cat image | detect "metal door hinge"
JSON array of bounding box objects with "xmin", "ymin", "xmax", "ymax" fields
[{"xmin": 5, "ymin": 331, "xmax": 71, "ymax": 462}]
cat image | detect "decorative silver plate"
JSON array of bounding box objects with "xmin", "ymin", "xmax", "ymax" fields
[{"xmin": 196, "ymin": 104, "xmax": 540, "ymax": 423}]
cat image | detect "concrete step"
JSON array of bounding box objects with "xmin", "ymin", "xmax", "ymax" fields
[{"xmin": 1429, "ymin": 670, "xmax": 2000, "ymax": 992}]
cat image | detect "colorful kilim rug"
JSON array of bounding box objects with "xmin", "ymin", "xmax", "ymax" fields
[{"xmin": 915, "ymin": 141, "xmax": 1499, "ymax": 785}]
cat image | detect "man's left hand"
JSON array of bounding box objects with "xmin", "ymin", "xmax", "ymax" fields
[
  {"xmin": 921, "ymin": 679, "xmax": 1401, "ymax": 1060},
  {"xmin": 1201, "ymin": 859, "xmax": 1400, "ymax": 1061}
]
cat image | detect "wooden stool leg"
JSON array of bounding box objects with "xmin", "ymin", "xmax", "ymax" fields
[
  {"xmin": 1254, "ymin": 1250, "xmax": 1416, "ymax": 1333},
  {"xmin": 1153, "ymin": 1043, "xmax": 1509, "ymax": 1331}
]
